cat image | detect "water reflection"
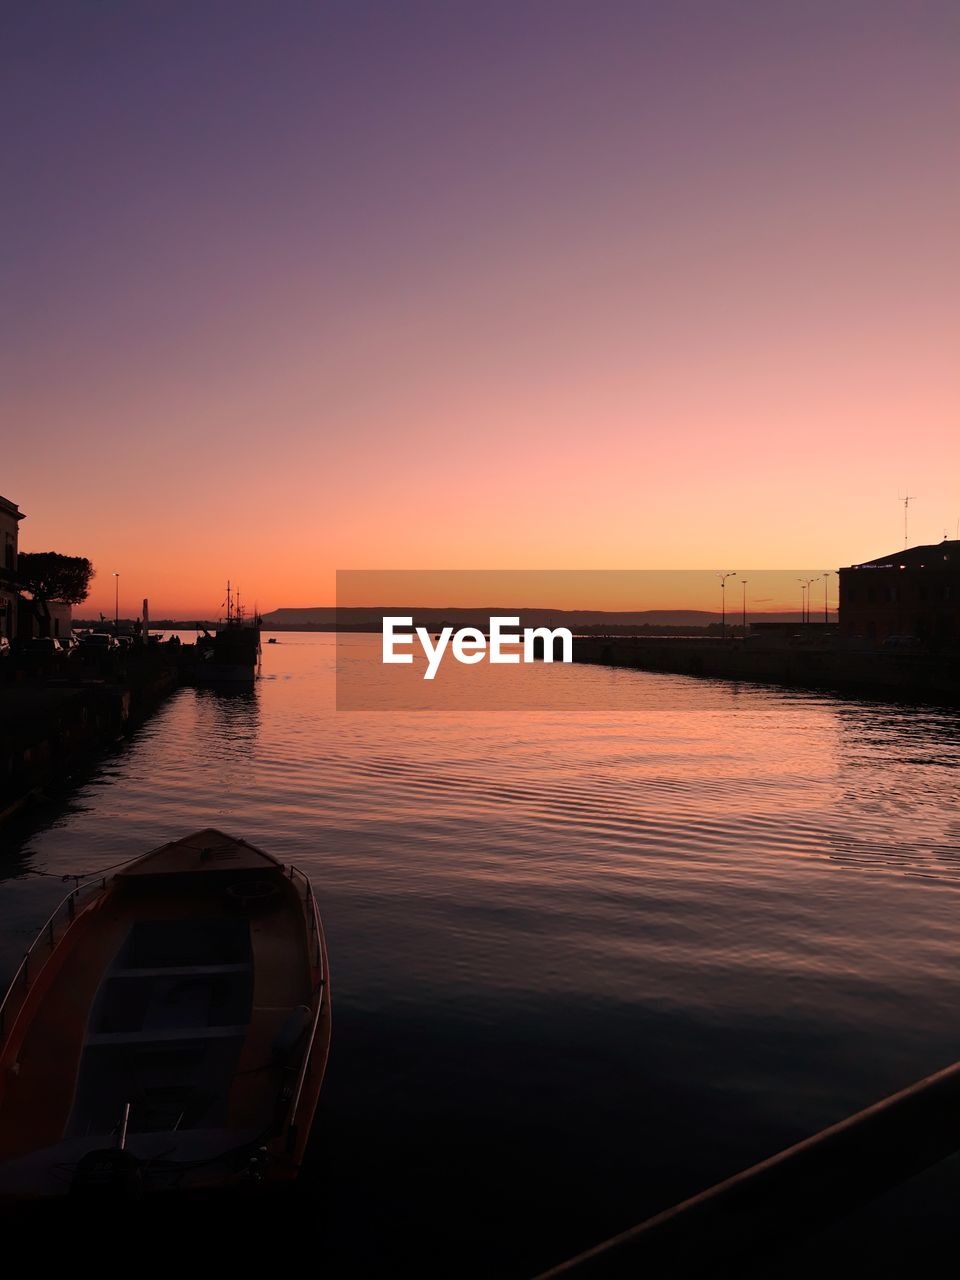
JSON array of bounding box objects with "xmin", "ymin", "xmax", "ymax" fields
[
  {"xmin": 191, "ymin": 683, "xmax": 262, "ymax": 754},
  {"xmin": 828, "ymin": 702, "xmax": 960, "ymax": 878},
  {"xmin": 1, "ymin": 637, "xmax": 960, "ymax": 1274}
]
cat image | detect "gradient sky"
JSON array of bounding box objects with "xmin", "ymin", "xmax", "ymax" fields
[
  {"xmin": 2, "ymin": 1, "xmax": 957, "ymax": 616},
  {"xmin": 337, "ymin": 569, "xmax": 838, "ymax": 615}
]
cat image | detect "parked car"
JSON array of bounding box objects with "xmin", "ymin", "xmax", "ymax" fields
[
  {"xmin": 59, "ymin": 636, "xmax": 80, "ymax": 653},
  {"xmin": 78, "ymin": 632, "xmax": 119, "ymax": 650},
  {"xmin": 23, "ymin": 637, "xmax": 64, "ymax": 656}
]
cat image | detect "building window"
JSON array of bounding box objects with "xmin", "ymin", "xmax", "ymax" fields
[{"xmin": 3, "ymin": 541, "xmax": 12, "ymax": 571}]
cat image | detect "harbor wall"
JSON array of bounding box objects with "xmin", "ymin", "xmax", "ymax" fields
[
  {"xmin": 572, "ymin": 636, "xmax": 960, "ymax": 704},
  {"xmin": 0, "ymin": 652, "xmax": 180, "ymax": 825}
]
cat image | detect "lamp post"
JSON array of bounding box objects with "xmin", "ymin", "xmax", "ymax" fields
[
  {"xmin": 804, "ymin": 578, "xmax": 818, "ymax": 625},
  {"xmin": 741, "ymin": 580, "xmax": 748, "ymax": 635},
  {"xmin": 113, "ymin": 572, "xmax": 120, "ymax": 634},
  {"xmin": 821, "ymin": 572, "xmax": 830, "ymax": 624},
  {"xmin": 797, "ymin": 577, "xmax": 817, "ymax": 624},
  {"xmin": 718, "ymin": 571, "xmax": 737, "ymax": 638}
]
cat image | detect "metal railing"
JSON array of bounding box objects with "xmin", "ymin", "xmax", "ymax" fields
[
  {"xmin": 536, "ymin": 1053, "xmax": 960, "ymax": 1277},
  {"xmin": 285, "ymin": 863, "xmax": 329, "ymax": 1142}
]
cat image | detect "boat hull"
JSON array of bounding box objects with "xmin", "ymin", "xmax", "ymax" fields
[
  {"xmin": 194, "ymin": 662, "xmax": 259, "ymax": 684},
  {"xmin": 194, "ymin": 622, "xmax": 261, "ymax": 683},
  {"xmin": 0, "ymin": 830, "xmax": 330, "ymax": 1198}
]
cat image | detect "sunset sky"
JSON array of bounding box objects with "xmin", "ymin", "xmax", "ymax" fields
[{"xmin": 2, "ymin": 1, "xmax": 957, "ymax": 617}]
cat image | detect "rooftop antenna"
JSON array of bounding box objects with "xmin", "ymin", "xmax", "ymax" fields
[{"xmin": 898, "ymin": 492, "xmax": 917, "ymax": 548}]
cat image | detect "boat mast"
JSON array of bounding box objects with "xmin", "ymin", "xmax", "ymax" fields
[{"xmin": 226, "ymin": 580, "xmax": 232, "ymax": 624}]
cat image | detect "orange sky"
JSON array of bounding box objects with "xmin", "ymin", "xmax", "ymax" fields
[
  {"xmin": 336, "ymin": 571, "xmax": 840, "ymax": 616},
  {"xmin": 3, "ymin": 3, "xmax": 957, "ymax": 617}
]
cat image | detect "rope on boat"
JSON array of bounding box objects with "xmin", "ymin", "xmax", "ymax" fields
[{"xmin": 18, "ymin": 835, "xmax": 248, "ymax": 885}]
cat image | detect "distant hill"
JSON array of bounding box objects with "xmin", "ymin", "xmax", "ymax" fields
[
  {"xmin": 259, "ymin": 607, "xmax": 802, "ymax": 631},
  {"xmin": 76, "ymin": 606, "xmax": 806, "ymax": 633}
]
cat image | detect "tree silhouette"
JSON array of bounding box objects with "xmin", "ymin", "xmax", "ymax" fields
[{"xmin": 18, "ymin": 552, "xmax": 95, "ymax": 634}]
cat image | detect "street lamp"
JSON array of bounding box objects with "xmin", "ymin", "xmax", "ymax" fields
[
  {"xmin": 803, "ymin": 578, "xmax": 818, "ymax": 624},
  {"xmin": 821, "ymin": 572, "xmax": 830, "ymax": 624},
  {"xmin": 718, "ymin": 571, "xmax": 737, "ymax": 638},
  {"xmin": 113, "ymin": 572, "xmax": 120, "ymax": 634},
  {"xmin": 797, "ymin": 578, "xmax": 807, "ymax": 624},
  {"xmin": 741, "ymin": 579, "xmax": 748, "ymax": 635}
]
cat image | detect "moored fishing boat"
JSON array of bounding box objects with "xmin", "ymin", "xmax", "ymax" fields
[
  {"xmin": 0, "ymin": 829, "xmax": 330, "ymax": 1199},
  {"xmin": 194, "ymin": 581, "xmax": 262, "ymax": 683}
]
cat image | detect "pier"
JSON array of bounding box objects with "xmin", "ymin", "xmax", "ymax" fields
[
  {"xmin": 572, "ymin": 635, "xmax": 960, "ymax": 704},
  {"xmin": 0, "ymin": 649, "xmax": 180, "ymax": 826}
]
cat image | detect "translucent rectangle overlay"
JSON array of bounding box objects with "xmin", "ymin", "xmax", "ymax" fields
[{"xmin": 335, "ymin": 569, "xmax": 838, "ymax": 711}]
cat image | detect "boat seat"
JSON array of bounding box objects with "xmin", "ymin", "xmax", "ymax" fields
[
  {"xmin": 116, "ymin": 918, "xmax": 253, "ymax": 969},
  {"xmin": 87, "ymin": 921, "xmax": 255, "ymax": 1041},
  {"xmin": 109, "ymin": 963, "xmax": 252, "ymax": 979},
  {"xmin": 85, "ymin": 1024, "xmax": 249, "ymax": 1047}
]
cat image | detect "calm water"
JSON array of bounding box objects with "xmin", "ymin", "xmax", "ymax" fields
[{"xmin": 2, "ymin": 634, "xmax": 960, "ymax": 1271}]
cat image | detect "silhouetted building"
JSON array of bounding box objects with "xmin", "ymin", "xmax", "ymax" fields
[
  {"xmin": 17, "ymin": 598, "xmax": 73, "ymax": 641},
  {"xmin": 839, "ymin": 540, "xmax": 959, "ymax": 644},
  {"xmin": 0, "ymin": 494, "xmax": 24, "ymax": 642}
]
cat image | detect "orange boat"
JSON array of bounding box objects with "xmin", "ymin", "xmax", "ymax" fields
[{"xmin": 0, "ymin": 829, "xmax": 331, "ymax": 1198}]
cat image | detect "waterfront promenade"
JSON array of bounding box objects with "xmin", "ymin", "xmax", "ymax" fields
[{"xmin": 0, "ymin": 649, "xmax": 179, "ymax": 825}]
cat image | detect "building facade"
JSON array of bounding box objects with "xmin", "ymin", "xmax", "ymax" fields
[
  {"xmin": 838, "ymin": 540, "xmax": 959, "ymax": 644},
  {"xmin": 0, "ymin": 494, "xmax": 25, "ymax": 642},
  {"xmin": 17, "ymin": 598, "xmax": 73, "ymax": 640}
]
